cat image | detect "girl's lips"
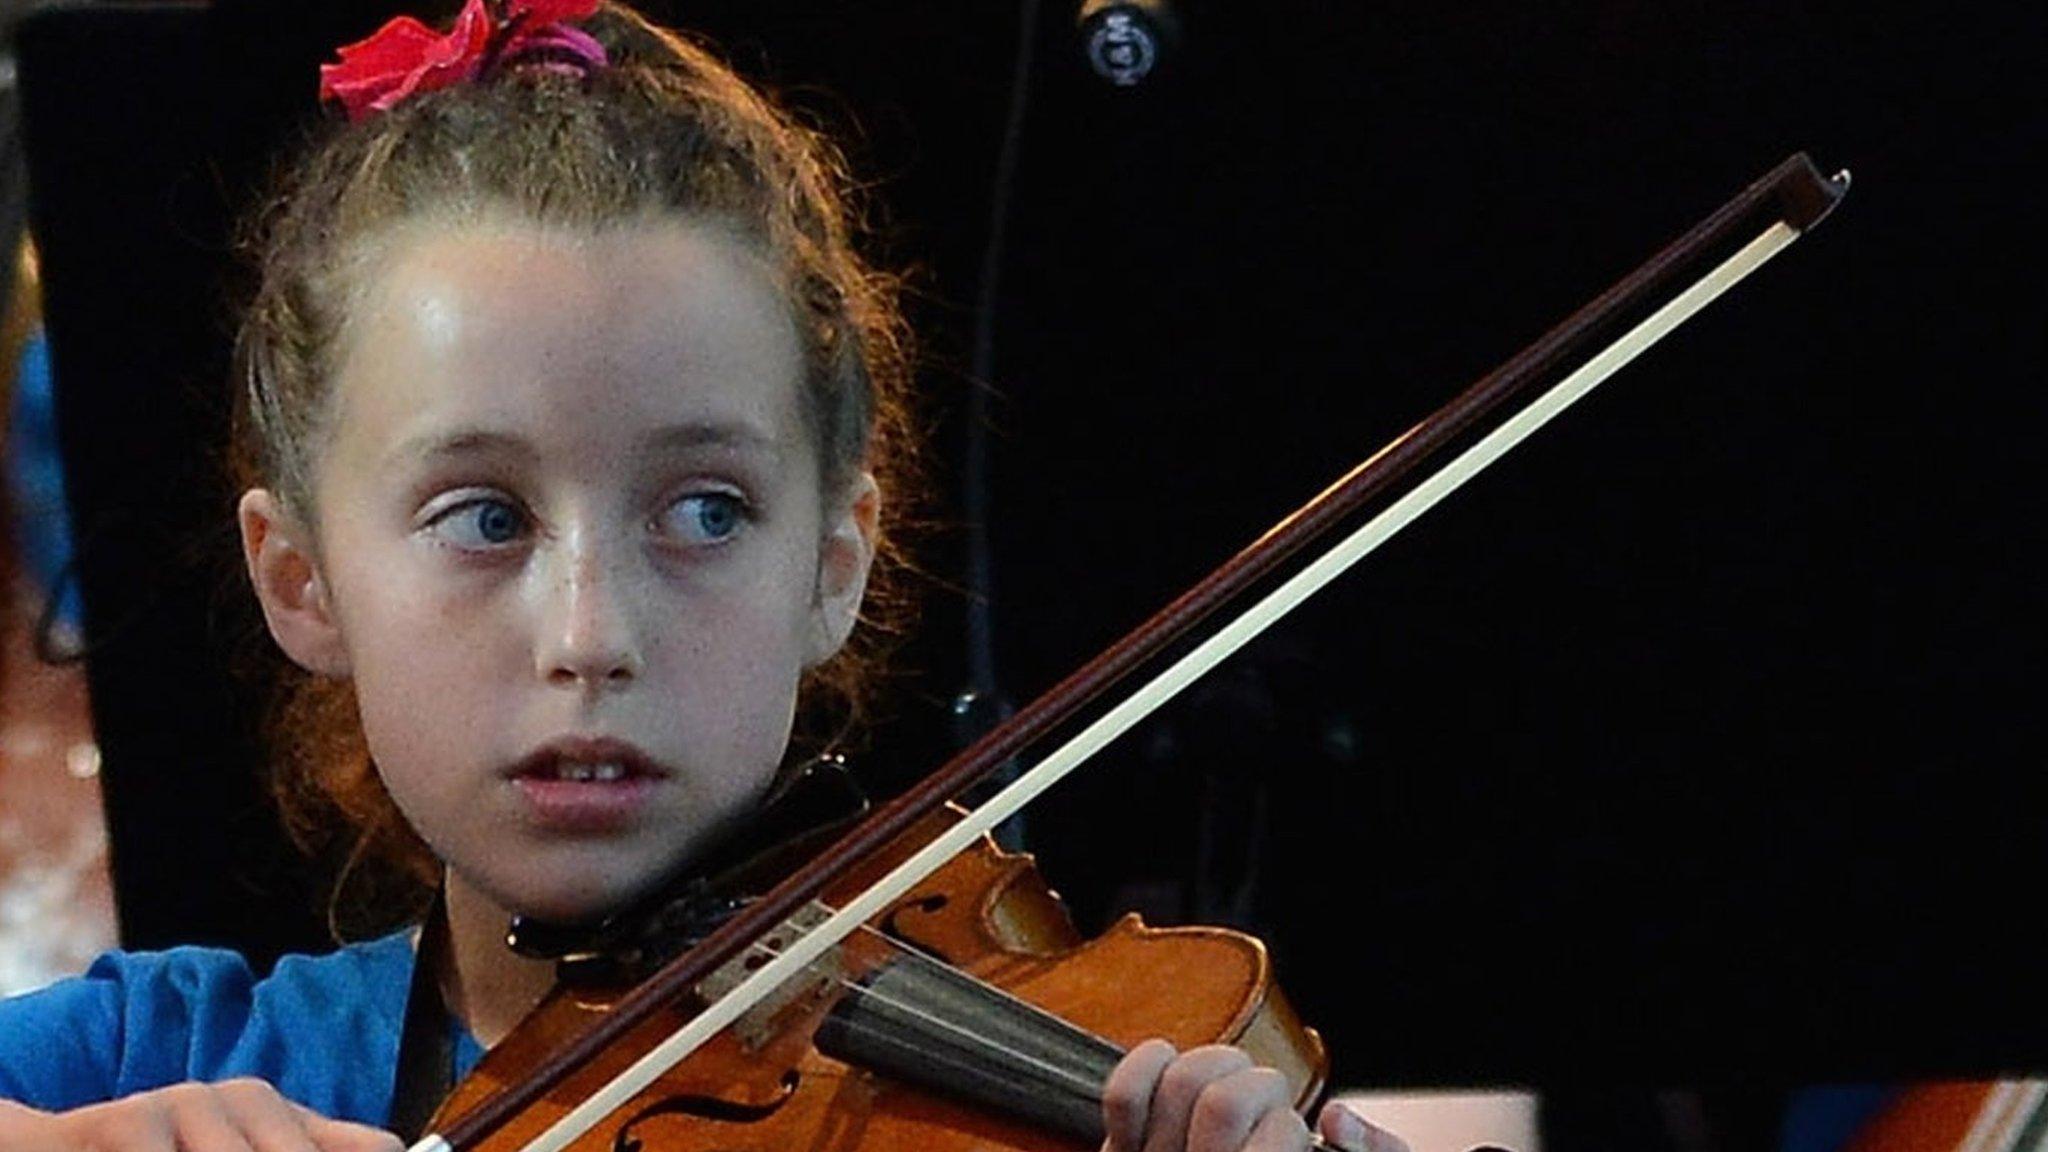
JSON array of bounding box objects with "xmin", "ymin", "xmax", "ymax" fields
[
  {"xmin": 511, "ymin": 774, "xmax": 662, "ymax": 833},
  {"xmin": 504, "ymin": 736, "xmax": 673, "ymax": 832},
  {"xmin": 503, "ymin": 735, "xmax": 674, "ymax": 781}
]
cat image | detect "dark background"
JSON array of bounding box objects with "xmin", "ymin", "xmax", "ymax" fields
[{"xmin": 13, "ymin": 0, "xmax": 2043, "ymax": 1142}]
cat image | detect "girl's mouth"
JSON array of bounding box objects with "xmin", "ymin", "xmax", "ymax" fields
[
  {"xmin": 536, "ymin": 760, "xmax": 632, "ymax": 783},
  {"xmin": 506, "ymin": 737, "xmax": 672, "ymax": 831},
  {"xmin": 506, "ymin": 735, "xmax": 673, "ymax": 780}
]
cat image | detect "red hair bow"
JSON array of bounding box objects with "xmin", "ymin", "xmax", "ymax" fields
[{"xmin": 319, "ymin": 0, "xmax": 606, "ymax": 122}]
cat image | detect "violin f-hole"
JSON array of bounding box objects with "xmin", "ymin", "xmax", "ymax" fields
[
  {"xmin": 879, "ymin": 893, "xmax": 953, "ymax": 963},
  {"xmin": 610, "ymin": 1068, "xmax": 800, "ymax": 1152}
]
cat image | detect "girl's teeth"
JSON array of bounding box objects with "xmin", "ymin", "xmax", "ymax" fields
[{"xmin": 556, "ymin": 762, "xmax": 626, "ymax": 782}]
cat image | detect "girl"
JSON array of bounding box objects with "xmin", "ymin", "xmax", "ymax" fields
[{"xmin": 0, "ymin": 4, "xmax": 1399, "ymax": 1150}]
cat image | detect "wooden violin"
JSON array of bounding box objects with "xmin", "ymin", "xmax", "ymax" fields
[
  {"xmin": 437, "ymin": 795, "xmax": 1328, "ymax": 1151},
  {"xmin": 408, "ymin": 154, "xmax": 1850, "ymax": 1152}
]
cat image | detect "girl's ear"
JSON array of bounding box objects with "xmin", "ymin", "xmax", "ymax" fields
[
  {"xmin": 808, "ymin": 471, "xmax": 881, "ymax": 665},
  {"xmin": 239, "ymin": 488, "xmax": 351, "ymax": 677}
]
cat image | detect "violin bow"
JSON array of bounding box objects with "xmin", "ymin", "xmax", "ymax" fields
[{"xmin": 415, "ymin": 152, "xmax": 1850, "ymax": 1152}]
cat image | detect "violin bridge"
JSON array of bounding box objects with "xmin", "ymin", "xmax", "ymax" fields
[{"xmin": 695, "ymin": 901, "xmax": 847, "ymax": 1052}]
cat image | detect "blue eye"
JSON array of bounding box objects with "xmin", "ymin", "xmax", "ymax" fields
[
  {"xmin": 663, "ymin": 492, "xmax": 747, "ymax": 545},
  {"xmin": 429, "ymin": 497, "xmax": 529, "ymax": 548},
  {"xmin": 472, "ymin": 501, "xmax": 524, "ymax": 543}
]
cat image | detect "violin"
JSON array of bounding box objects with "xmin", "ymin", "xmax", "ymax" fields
[
  {"xmin": 407, "ymin": 154, "xmax": 1850, "ymax": 1152},
  {"xmin": 437, "ymin": 790, "xmax": 1328, "ymax": 1151}
]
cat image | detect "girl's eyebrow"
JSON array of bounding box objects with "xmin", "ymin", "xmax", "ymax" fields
[
  {"xmin": 391, "ymin": 428, "xmax": 532, "ymax": 464},
  {"xmin": 389, "ymin": 422, "xmax": 785, "ymax": 465},
  {"xmin": 640, "ymin": 423, "xmax": 786, "ymax": 459}
]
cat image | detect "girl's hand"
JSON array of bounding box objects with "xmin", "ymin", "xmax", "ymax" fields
[
  {"xmin": 1103, "ymin": 1040, "xmax": 1410, "ymax": 1152},
  {"xmin": 0, "ymin": 1081, "xmax": 402, "ymax": 1152}
]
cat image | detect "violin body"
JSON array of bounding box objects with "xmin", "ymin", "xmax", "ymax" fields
[{"xmin": 434, "ymin": 810, "xmax": 1329, "ymax": 1150}]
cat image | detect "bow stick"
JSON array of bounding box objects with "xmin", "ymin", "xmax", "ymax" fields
[{"xmin": 414, "ymin": 152, "xmax": 1850, "ymax": 1152}]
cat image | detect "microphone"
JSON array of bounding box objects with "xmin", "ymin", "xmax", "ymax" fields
[{"xmin": 1076, "ymin": 0, "xmax": 1180, "ymax": 87}]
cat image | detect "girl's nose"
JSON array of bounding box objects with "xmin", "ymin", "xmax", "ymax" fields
[{"xmin": 535, "ymin": 534, "xmax": 645, "ymax": 689}]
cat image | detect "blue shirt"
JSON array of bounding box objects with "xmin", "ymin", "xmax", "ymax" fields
[
  {"xmin": 2, "ymin": 936, "xmax": 1897, "ymax": 1150},
  {"xmin": 0, "ymin": 931, "xmax": 482, "ymax": 1126}
]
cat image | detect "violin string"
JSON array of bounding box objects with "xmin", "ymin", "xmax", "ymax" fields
[
  {"xmin": 725, "ymin": 912, "xmax": 1115, "ymax": 1103},
  {"xmin": 849, "ymin": 919, "xmax": 1122, "ymax": 1050},
  {"xmin": 838, "ymin": 915, "xmax": 1121, "ymax": 1070},
  {"xmin": 734, "ymin": 923, "xmax": 1347, "ymax": 1152},
  {"xmin": 764, "ymin": 946, "xmax": 1109, "ymax": 1102}
]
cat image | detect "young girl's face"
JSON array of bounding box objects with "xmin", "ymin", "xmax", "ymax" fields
[{"xmin": 243, "ymin": 216, "xmax": 875, "ymax": 924}]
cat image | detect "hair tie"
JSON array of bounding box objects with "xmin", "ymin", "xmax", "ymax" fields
[{"xmin": 318, "ymin": 0, "xmax": 608, "ymax": 122}]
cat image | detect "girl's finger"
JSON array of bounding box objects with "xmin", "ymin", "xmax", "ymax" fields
[
  {"xmin": 306, "ymin": 1116, "xmax": 407, "ymax": 1152},
  {"xmin": 1245, "ymin": 1104, "xmax": 1314, "ymax": 1152},
  {"xmin": 61, "ymin": 1099, "xmax": 178, "ymax": 1152},
  {"xmin": 1143, "ymin": 1045, "xmax": 1254, "ymax": 1152},
  {"xmin": 1102, "ymin": 1038, "xmax": 1179, "ymax": 1152},
  {"xmin": 1184, "ymin": 1065, "xmax": 1297, "ymax": 1151},
  {"xmin": 215, "ymin": 1078, "xmax": 322, "ymax": 1152},
  {"xmin": 1317, "ymin": 1101, "xmax": 1411, "ymax": 1152},
  {"xmin": 289, "ymin": 1102, "xmax": 406, "ymax": 1152},
  {"xmin": 162, "ymin": 1082, "xmax": 258, "ymax": 1152}
]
